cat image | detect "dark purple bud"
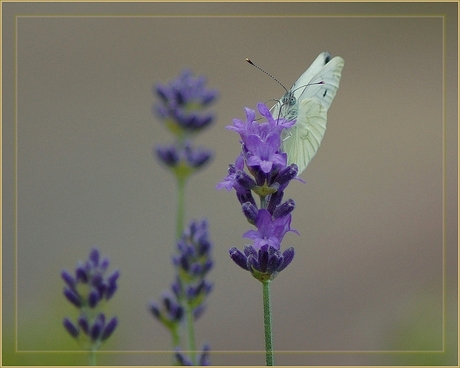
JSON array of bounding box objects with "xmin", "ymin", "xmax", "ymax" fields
[
  {"xmin": 274, "ymin": 164, "xmax": 298, "ymax": 187},
  {"xmin": 277, "ymin": 247, "xmax": 295, "ymax": 272},
  {"xmin": 105, "ymin": 270, "xmax": 119, "ymax": 300},
  {"xmin": 236, "ymin": 188, "xmax": 256, "ymax": 207},
  {"xmin": 106, "ymin": 282, "xmax": 117, "ymax": 300},
  {"xmin": 171, "ymin": 304, "xmax": 184, "ymax": 322},
  {"xmin": 162, "ymin": 292, "xmax": 184, "ymax": 322},
  {"xmin": 266, "ymin": 250, "xmax": 283, "ymax": 274},
  {"xmin": 202, "ymin": 259, "xmax": 213, "ymax": 274},
  {"xmin": 257, "ymin": 246, "xmax": 270, "ymax": 272},
  {"xmin": 89, "ymin": 248, "xmax": 100, "ymax": 266},
  {"xmin": 193, "ymin": 304, "xmax": 206, "ymax": 320},
  {"xmin": 63, "ymin": 317, "xmax": 79, "ymax": 338},
  {"xmin": 61, "ymin": 270, "xmax": 76, "ymax": 288},
  {"xmin": 90, "ymin": 319, "xmax": 103, "ymax": 341},
  {"xmin": 186, "ymin": 285, "xmax": 198, "ymax": 300},
  {"xmin": 242, "ymin": 202, "xmax": 258, "ymax": 224},
  {"xmin": 175, "ymin": 89, "xmax": 186, "ymax": 105},
  {"xmin": 197, "ymin": 240, "xmax": 211, "ymax": 256},
  {"xmin": 155, "ymin": 145, "xmax": 180, "ymax": 167},
  {"xmin": 99, "ymin": 257, "xmax": 110, "ymax": 271},
  {"xmin": 266, "ymin": 190, "xmax": 284, "ymax": 215},
  {"xmin": 64, "ymin": 287, "xmax": 82, "ymax": 308},
  {"xmin": 198, "ymin": 344, "xmax": 211, "ymax": 365},
  {"xmin": 149, "ymin": 301, "xmax": 161, "ymax": 319},
  {"xmin": 235, "ymin": 171, "xmax": 256, "ymax": 190},
  {"xmin": 181, "ymin": 255, "xmax": 192, "ymax": 272},
  {"xmin": 97, "ymin": 282, "xmax": 107, "ymax": 297},
  {"xmin": 77, "ymin": 314, "xmax": 90, "ymax": 334},
  {"xmin": 171, "ymin": 279, "xmax": 182, "ymax": 298},
  {"xmin": 175, "ymin": 348, "xmax": 193, "ymax": 366},
  {"xmin": 155, "ymin": 84, "xmax": 170, "ymax": 103},
  {"xmin": 229, "ymin": 247, "xmax": 249, "ymax": 271},
  {"xmin": 184, "ymin": 145, "xmax": 213, "ymax": 168},
  {"xmin": 107, "ymin": 270, "xmax": 120, "ymax": 285},
  {"xmin": 75, "ymin": 264, "xmax": 88, "ymax": 283},
  {"xmin": 243, "ymin": 244, "xmax": 257, "ymax": 258},
  {"xmin": 100, "ymin": 317, "xmax": 118, "ymax": 341},
  {"xmin": 91, "ymin": 273, "xmax": 103, "ymax": 287},
  {"xmin": 88, "ymin": 289, "xmax": 100, "ymax": 308},
  {"xmin": 190, "ymin": 263, "xmax": 202, "ymax": 276},
  {"xmin": 246, "ymin": 253, "xmax": 259, "ymax": 272},
  {"xmin": 273, "ymin": 199, "xmax": 296, "ymax": 218}
]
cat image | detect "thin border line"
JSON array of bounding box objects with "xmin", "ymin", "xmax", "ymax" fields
[{"xmin": 13, "ymin": 13, "xmax": 448, "ymax": 356}]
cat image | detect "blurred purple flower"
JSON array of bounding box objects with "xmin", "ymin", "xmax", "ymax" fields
[
  {"xmin": 153, "ymin": 69, "xmax": 218, "ymax": 136},
  {"xmin": 61, "ymin": 248, "xmax": 119, "ymax": 344}
]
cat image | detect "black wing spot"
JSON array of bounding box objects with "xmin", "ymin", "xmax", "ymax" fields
[{"xmin": 323, "ymin": 90, "xmax": 327, "ymax": 97}]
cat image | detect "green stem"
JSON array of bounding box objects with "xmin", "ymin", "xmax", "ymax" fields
[
  {"xmin": 260, "ymin": 195, "xmax": 267, "ymax": 210},
  {"xmin": 185, "ymin": 302, "xmax": 196, "ymax": 364},
  {"xmin": 171, "ymin": 325, "xmax": 180, "ymax": 348},
  {"xmin": 170, "ymin": 328, "xmax": 180, "ymax": 366},
  {"xmin": 176, "ymin": 177, "xmax": 187, "ymax": 240},
  {"xmin": 262, "ymin": 280, "xmax": 274, "ymax": 366},
  {"xmin": 89, "ymin": 347, "xmax": 97, "ymax": 366}
]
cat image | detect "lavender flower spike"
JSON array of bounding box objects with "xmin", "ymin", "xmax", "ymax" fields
[
  {"xmin": 219, "ymin": 103, "xmax": 300, "ymax": 281},
  {"xmin": 62, "ymin": 248, "xmax": 119, "ymax": 346},
  {"xmin": 153, "ymin": 69, "xmax": 218, "ymax": 137}
]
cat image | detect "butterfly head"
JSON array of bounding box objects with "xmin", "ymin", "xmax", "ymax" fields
[{"xmin": 281, "ymin": 91, "xmax": 296, "ymax": 107}]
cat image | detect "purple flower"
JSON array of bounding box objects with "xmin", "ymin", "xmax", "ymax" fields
[
  {"xmin": 150, "ymin": 219, "xmax": 214, "ymax": 331},
  {"xmin": 155, "ymin": 141, "xmax": 213, "ymax": 172},
  {"xmin": 153, "ymin": 69, "xmax": 218, "ymax": 136},
  {"xmin": 175, "ymin": 344, "xmax": 211, "ymax": 366},
  {"xmin": 229, "ymin": 245, "xmax": 295, "ymax": 282},
  {"xmin": 62, "ymin": 248, "xmax": 119, "ymax": 344},
  {"xmin": 172, "ymin": 219, "xmax": 213, "ymax": 317},
  {"xmin": 242, "ymin": 209, "xmax": 298, "ymax": 251},
  {"xmin": 245, "ymin": 133, "xmax": 286, "ymax": 173},
  {"xmin": 148, "ymin": 291, "xmax": 184, "ymax": 330},
  {"xmin": 218, "ymin": 103, "xmax": 300, "ymax": 280}
]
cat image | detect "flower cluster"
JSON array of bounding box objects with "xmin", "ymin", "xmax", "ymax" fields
[
  {"xmin": 149, "ymin": 219, "xmax": 213, "ymax": 364},
  {"xmin": 172, "ymin": 219, "xmax": 213, "ymax": 314},
  {"xmin": 62, "ymin": 248, "xmax": 119, "ymax": 347},
  {"xmin": 153, "ymin": 69, "xmax": 218, "ymax": 179},
  {"xmin": 217, "ymin": 103, "xmax": 298, "ymax": 281},
  {"xmin": 175, "ymin": 344, "xmax": 210, "ymax": 366}
]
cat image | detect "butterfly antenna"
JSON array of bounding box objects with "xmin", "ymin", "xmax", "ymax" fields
[{"xmin": 246, "ymin": 58, "xmax": 288, "ymax": 93}]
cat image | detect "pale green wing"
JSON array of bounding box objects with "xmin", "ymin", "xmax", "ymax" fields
[{"xmin": 281, "ymin": 98, "xmax": 328, "ymax": 174}]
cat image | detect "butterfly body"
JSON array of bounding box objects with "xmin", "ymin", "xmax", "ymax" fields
[{"xmin": 272, "ymin": 52, "xmax": 344, "ymax": 174}]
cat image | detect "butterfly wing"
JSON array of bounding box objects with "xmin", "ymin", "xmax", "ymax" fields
[
  {"xmin": 276, "ymin": 53, "xmax": 344, "ymax": 173},
  {"xmin": 271, "ymin": 52, "xmax": 340, "ymax": 119},
  {"xmin": 289, "ymin": 52, "xmax": 336, "ymax": 100},
  {"xmin": 281, "ymin": 98, "xmax": 328, "ymax": 174},
  {"xmin": 296, "ymin": 55, "xmax": 344, "ymax": 110}
]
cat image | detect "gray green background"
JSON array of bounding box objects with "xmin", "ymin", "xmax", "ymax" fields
[{"xmin": 2, "ymin": 1, "xmax": 458, "ymax": 366}]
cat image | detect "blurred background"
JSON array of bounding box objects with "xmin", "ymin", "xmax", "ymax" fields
[{"xmin": 2, "ymin": 2, "xmax": 458, "ymax": 366}]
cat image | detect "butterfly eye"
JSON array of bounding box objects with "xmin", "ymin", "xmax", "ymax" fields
[{"xmin": 282, "ymin": 93, "xmax": 296, "ymax": 106}]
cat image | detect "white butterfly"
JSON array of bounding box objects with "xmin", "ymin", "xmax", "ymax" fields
[{"xmin": 271, "ymin": 52, "xmax": 344, "ymax": 174}]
